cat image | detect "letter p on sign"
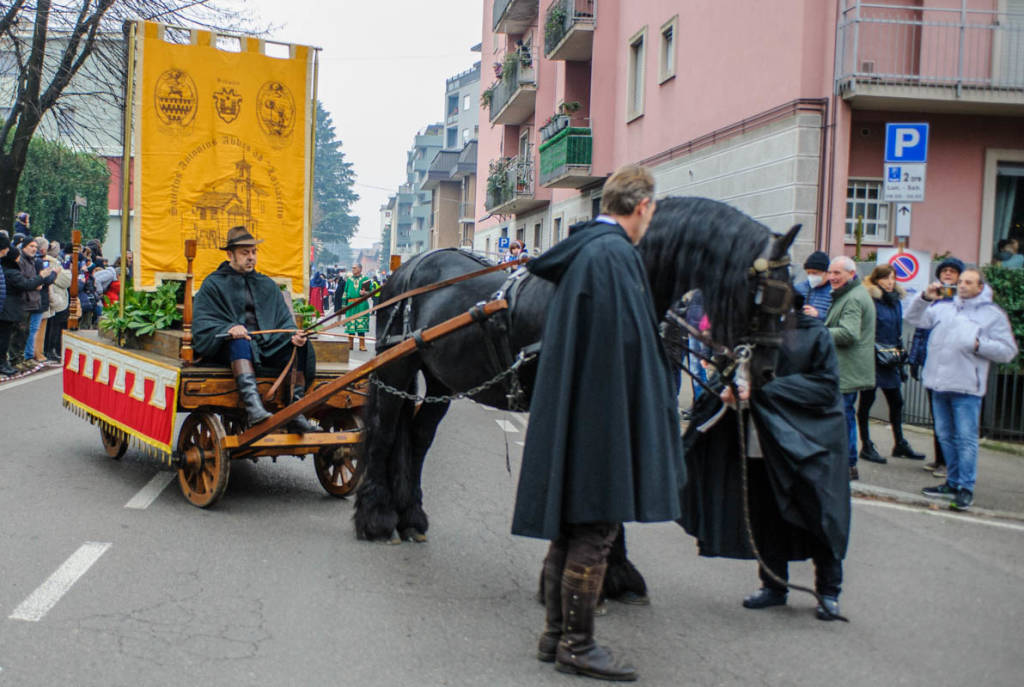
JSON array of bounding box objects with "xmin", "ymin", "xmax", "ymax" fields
[{"xmin": 885, "ymin": 123, "xmax": 929, "ymax": 163}]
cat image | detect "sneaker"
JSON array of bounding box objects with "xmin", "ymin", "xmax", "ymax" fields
[
  {"xmin": 922, "ymin": 483, "xmax": 957, "ymax": 500},
  {"xmin": 950, "ymin": 489, "xmax": 973, "ymax": 512},
  {"xmin": 932, "ymin": 466, "xmax": 947, "ymax": 479},
  {"xmin": 922, "ymin": 461, "xmax": 939, "ymax": 471},
  {"xmin": 849, "ymin": 466, "xmax": 859, "ymax": 481}
]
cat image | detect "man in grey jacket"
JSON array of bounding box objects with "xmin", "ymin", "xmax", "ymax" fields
[{"xmin": 904, "ymin": 269, "xmax": 1018, "ymax": 511}]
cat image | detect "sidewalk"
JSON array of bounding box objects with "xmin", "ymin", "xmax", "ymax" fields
[{"xmin": 677, "ymin": 382, "xmax": 1024, "ymax": 519}]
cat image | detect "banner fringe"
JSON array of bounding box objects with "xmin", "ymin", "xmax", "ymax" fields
[{"xmin": 63, "ymin": 398, "xmax": 173, "ymax": 465}]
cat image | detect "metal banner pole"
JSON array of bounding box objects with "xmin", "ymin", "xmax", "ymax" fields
[
  {"xmin": 305, "ymin": 48, "xmax": 320, "ymax": 299},
  {"xmin": 118, "ymin": 20, "xmax": 138, "ymax": 339}
]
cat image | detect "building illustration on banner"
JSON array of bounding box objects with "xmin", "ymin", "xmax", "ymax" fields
[{"xmin": 187, "ymin": 156, "xmax": 270, "ymax": 249}]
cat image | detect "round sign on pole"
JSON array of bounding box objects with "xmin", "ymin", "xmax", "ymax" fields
[{"xmin": 888, "ymin": 252, "xmax": 919, "ymax": 282}]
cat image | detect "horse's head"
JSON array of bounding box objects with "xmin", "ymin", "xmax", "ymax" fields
[{"xmin": 639, "ymin": 197, "xmax": 798, "ymax": 389}]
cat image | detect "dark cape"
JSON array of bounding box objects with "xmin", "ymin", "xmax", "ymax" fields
[
  {"xmin": 510, "ymin": 220, "xmax": 686, "ymax": 541},
  {"xmin": 678, "ymin": 313, "xmax": 851, "ymax": 561},
  {"xmin": 192, "ymin": 262, "xmax": 295, "ymax": 365}
]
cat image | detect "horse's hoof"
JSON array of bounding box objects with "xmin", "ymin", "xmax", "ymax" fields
[
  {"xmin": 612, "ymin": 591, "xmax": 651, "ymax": 606},
  {"xmin": 387, "ymin": 530, "xmax": 402, "ymax": 545},
  {"xmin": 399, "ymin": 528, "xmax": 427, "ymax": 543}
]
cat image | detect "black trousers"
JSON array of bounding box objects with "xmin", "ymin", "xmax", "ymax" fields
[
  {"xmin": 46, "ymin": 308, "xmax": 68, "ymax": 357},
  {"xmin": 209, "ymin": 339, "xmax": 316, "ymax": 381},
  {"xmin": 0, "ymin": 320, "xmax": 14, "ymax": 367},
  {"xmin": 857, "ymin": 386, "xmax": 905, "ymax": 446},
  {"xmin": 546, "ymin": 522, "xmax": 620, "ymax": 570},
  {"xmin": 749, "ymin": 461, "xmax": 843, "ymax": 598}
]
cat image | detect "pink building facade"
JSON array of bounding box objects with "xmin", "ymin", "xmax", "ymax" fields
[{"xmin": 475, "ymin": 0, "xmax": 1024, "ymax": 267}]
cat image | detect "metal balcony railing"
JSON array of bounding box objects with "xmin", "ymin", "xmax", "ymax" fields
[
  {"xmin": 544, "ymin": 0, "xmax": 596, "ymax": 56},
  {"xmin": 488, "ymin": 54, "xmax": 536, "ymax": 123},
  {"xmin": 485, "ymin": 155, "xmax": 536, "ymax": 211},
  {"xmin": 836, "ymin": 1, "xmax": 1024, "ymax": 92}
]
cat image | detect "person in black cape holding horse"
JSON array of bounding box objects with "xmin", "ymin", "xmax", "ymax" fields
[
  {"xmin": 678, "ymin": 288, "xmax": 851, "ymax": 621},
  {"xmin": 512, "ymin": 165, "xmax": 686, "ymax": 681}
]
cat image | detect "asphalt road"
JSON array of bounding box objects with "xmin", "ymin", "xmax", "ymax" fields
[{"xmin": 1, "ymin": 367, "xmax": 1023, "ymax": 686}]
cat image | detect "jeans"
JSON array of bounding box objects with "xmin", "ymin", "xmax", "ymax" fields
[
  {"xmin": 687, "ymin": 335, "xmax": 708, "ymax": 400},
  {"xmin": 23, "ymin": 312, "xmax": 42, "ymax": 360},
  {"xmin": 843, "ymin": 392, "xmax": 859, "ymax": 467},
  {"xmin": 931, "ymin": 391, "xmax": 982, "ymax": 492}
]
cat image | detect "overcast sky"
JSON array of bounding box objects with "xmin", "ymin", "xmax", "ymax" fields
[{"xmin": 238, "ymin": 0, "xmax": 484, "ymax": 249}]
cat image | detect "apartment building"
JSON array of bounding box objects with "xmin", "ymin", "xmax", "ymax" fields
[
  {"xmin": 423, "ymin": 61, "xmax": 482, "ymax": 250},
  {"xmin": 390, "ymin": 124, "xmax": 444, "ymax": 260},
  {"xmin": 475, "ymin": 0, "xmax": 1024, "ymax": 266}
]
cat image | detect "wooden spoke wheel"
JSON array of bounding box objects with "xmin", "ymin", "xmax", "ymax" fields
[
  {"xmin": 313, "ymin": 410, "xmax": 364, "ymax": 498},
  {"xmin": 176, "ymin": 412, "xmax": 230, "ymax": 508},
  {"xmin": 100, "ymin": 427, "xmax": 128, "ymax": 460}
]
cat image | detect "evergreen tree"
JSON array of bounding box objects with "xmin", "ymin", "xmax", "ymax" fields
[
  {"xmin": 313, "ymin": 101, "xmax": 359, "ymax": 250},
  {"xmin": 15, "ymin": 137, "xmax": 110, "ymax": 243}
]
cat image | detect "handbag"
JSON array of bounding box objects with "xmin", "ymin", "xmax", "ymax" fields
[{"xmin": 875, "ymin": 343, "xmax": 906, "ymax": 369}]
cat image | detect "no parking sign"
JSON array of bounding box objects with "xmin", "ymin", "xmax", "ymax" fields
[{"xmin": 876, "ymin": 247, "xmax": 932, "ymax": 294}]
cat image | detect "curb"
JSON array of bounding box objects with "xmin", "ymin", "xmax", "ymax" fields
[{"xmin": 852, "ymin": 482, "xmax": 1024, "ymax": 523}]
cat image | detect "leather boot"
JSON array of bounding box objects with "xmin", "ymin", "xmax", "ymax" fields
[
  {"xmin": 358, "ymin": 336, "xmax": 367, "ymax": 352},
  {"xmin": 537, "ymin": 548, "xmax": 566, "ymax": 662},
  {"xmin": 555, "ymin": 561, "xmax": 637, "ymax": 681},
  {"xmin": 232, "ymin": 359, "xmax": 272, "ymax": 426},
  {"xmin": 859, "ymin": 440, "xmax": 887, "ymax": 464},
  {"xmin": 287, "ymin": 371, "xmax": 320, "ymax": 434},
  {"xmin": 892, "ymin": 437, "xmax": 925, "ymax": 460}
]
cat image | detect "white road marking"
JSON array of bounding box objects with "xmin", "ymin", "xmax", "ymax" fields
[
  {"xmin": 0, "ymin": 368, "xmax": 61, "ymax": 391},
  {"xmin": 495, "ymin": 419, "xmax": 518, "ymax": 433},
  {"xmin": 9, "ymin": 542, "xmax": 112, "ymax": 622},
  {"xmin": 124, "ymin": 472, "xmax": 176, "ymax": 509},
  {"xmin": 855, "ymin": 499, "xmax": 1024, "ymax": 533}
]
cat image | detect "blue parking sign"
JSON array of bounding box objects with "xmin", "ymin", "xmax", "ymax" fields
[
  {"xmin": 885, "ymin": 123, "xmax": 929, "ymax": 163},
  {"xmin": 888, "ymin": 166, "xmax": 901, "ymax": 181},
  {"xmin": 498, "ymin": 236, "xmax": 510, "ymax": 250}
]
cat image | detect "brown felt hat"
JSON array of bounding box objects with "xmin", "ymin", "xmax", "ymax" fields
[{"xmin": 220, "ymin": 226, "xmax": 263, "ymax": 250}]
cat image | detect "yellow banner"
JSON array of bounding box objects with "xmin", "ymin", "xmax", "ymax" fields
[{"xmin": 133, "ymin": 21, "xmax": 313, "ymax": 296}]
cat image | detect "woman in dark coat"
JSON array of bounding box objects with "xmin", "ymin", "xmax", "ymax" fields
[
  {"xmin": 858, "ymin": 264, "xmax": 924, "ymax": 463},
  {"xmin": 0, "ymin": 247, "xmax": 51, "ymax": 374}
]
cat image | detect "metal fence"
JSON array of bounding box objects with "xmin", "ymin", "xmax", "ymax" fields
[
  {"xmin": 836, "ymin": 1, "xmax": 1024, "ymax": 90},
  {"xmin": 870, "ymin": 359, "xmax": 1024, "ymax": 442}
]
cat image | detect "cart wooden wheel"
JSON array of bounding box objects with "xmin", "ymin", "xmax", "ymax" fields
[
  {"xmin": 313, "ymin": 410, "xmax": 364, "ymax": 498},
  {"xmin": 176, "ymin": 411, "xmax": 230, "ymax": 508},
  {"xmin": 100, "ymin": 427, "xmax": 128, "ymax": 460}
]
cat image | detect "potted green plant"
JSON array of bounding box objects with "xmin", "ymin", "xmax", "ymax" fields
[{"xmin": 480, "ymin": 84, "xmax": 496, "ymax": 108}]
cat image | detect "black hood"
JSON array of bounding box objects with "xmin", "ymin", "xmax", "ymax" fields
[{"xmin": 526, "ymin": 220, "xmax": 628, "ymax": 284}]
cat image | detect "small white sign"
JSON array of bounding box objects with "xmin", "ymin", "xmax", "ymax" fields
[
  {"xmin": 877, "ymin": 247, "xmax": 932, "ymax": 294},
  {"xmin": 894, "ymin": 203, "xmax": 912, "ymax": 237},
  {"xmin": 884, "ymin": 163, "xmax": 926, "ymax": 202}
]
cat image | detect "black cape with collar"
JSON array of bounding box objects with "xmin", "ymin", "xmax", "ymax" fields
[
  {"xmin": 678, "ymin": 313, "xmax": 851, "ymax": 561},
  {"xmin": 192, "ymin": 262, "xmax": 295, "ymax": 365},
  {"xmin": 510, "ymin": 220, "xmax": 686, "ymax": 540}
]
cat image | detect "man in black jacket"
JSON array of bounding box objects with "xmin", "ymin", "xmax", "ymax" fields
[
  {"xmin": 192, "ymin": 226, "xmax": 318, "ymax": 433},
  {"xmin": 679, "ymin": 296, "xmax": 850, "ymax": 621},
  {"xmin": 512, "ymin": 166, "xmax": 685, "ymax": 681}
]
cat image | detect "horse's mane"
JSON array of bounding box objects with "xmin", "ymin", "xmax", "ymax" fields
[{"xmin": 640, "ymin": 196, "xmax": 772, "ymax": 348}]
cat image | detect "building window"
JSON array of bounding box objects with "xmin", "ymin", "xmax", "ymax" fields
[
  {"xmin": 516, "ymin": 226, "xmax": 526, "ymax": 244},
  {"xmin": 447, "ymin": 127, "xmax": 458, "ymax": 148},
  {"xmin": 659, "ymin": 16, "xmax": 677, "ymax": 83},
  {"xmin": 626, "ymin": 27, "xmax": 647, "ymax": 122},
  {"xmin": 845, "ymin": 179, "xmax": 891, "ymax": 243},
  {"xmin": 553, "ymin": 216, "xmax": 563, "ymax": 243},
  {"xmin": 533, "ymin": 222, "xmax": 542, "ymax": 252},
  {"xmin": 463, "ymin": 94, "xmax": 471, "ymax": 111}
]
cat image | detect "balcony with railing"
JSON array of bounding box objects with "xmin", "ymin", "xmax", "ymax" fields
[
  {"xmin": 494, "ymin": 0, "xmax": 539, "ymax": 34},
  {"xmin": 538, "ymin": 124, "xmax": 600, "ymax": 189},
  {"xmin": 836, "ymin": 1, "xmax": 1024, "ymax": 113},
  {"xmin": 486, "ymin": 53, "xmax": 537, "ymax": 125},
  {"xmin": 544, "ymin": 0, "xmax": 595, "ymax": 61},
  {"xmin": 459, "ymin": 202, "xmax": 476, "ymax": 223},
  {"xmin": 485, "ymin": 155, "xmax": 548, "ymax": 216}
]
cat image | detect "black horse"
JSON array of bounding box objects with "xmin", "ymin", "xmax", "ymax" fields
[{"xmin": 354, "ymin": 196, "xmax": 798, "ymax": 585}]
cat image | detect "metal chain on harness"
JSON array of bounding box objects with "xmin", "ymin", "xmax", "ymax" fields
[{"xmin": 370, "ymin": 350, "xmax": 538, "ymax": 404}]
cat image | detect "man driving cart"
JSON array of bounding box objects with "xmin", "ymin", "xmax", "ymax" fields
[{"xmin": 191, "ymin": 225, "xmax": 320, "ymax": 434}]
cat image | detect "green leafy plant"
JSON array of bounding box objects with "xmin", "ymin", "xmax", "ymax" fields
[
  {"xmin": 480, "ymin": 84, "xmax": 496, "ymax": 108},
  {"xmin": 559, "ymin": 100, "xmax": 581, "ymax": 115},
  {"xmin": 983, "ymin": 265, "xmax": 1024, "ymax": 371},
  {"xmin": 487, "ymin": 157, "xmax": 513, "ymax": 206},
  {"xmin": 99, "ymin": 282, "xmax": 182, "ymax": 341},
  {"xmin": 545, "ymin": 2, "xmax": 569, "ymax": 53},
  {"xmin": 292, "ymin": 298, "xmax": 319, "ymax": 330}
]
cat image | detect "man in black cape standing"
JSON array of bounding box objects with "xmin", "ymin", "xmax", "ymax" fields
[
  {"xmin": 511, "ymin": 166, "xmax": 685, "ymax": 681},
  {"xmin": 678, "ymin": 292, "xmax": 850, "ymax": 620},
  {"xmin": 191, "ymin": 226, "xmax": 319, "ymax": 433}
]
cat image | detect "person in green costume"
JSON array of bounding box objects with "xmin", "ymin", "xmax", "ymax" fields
[{"xmin": 341, "ymin": 263, "xmax": 373, "ymax": 351}]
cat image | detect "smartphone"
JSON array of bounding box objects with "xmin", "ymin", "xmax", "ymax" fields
[
  {"xmin": 42, "ymin": 260, "xmax": 50, "ymax": 268},
  {"xmin": 938, "ymin": 285, "xmax": 956, "ymax": 299}
]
